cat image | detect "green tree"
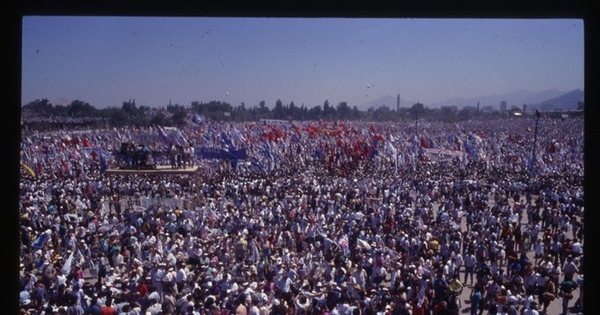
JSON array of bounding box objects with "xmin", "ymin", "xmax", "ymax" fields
[
  {"xmin": 103, "ymin": 107, "xmax": 129, "ymax": 127},
  {"xmin": 150, "ymin": 111, "xmax": 169, "ymax": 126},
  {"xmin": 22, "ymin": 99, "xmax": 55, "ymax": 115},
  {"xmin": 410, "ymin": 102, "xmax": 427, "ymax": 118},
  {"xmin": 337, "ymin": 102, "xmax": 350, "ymax": 119},
  {"xmin": 67, "ymin": 100, "xmax": 97, "ymax": 117},
  {"xmin": 323, "ymin": 100, "xmax": 336, "ymax": 120},
  {"xmin": 308, "ymin": 105, "xmax": 323, "ymax": 120},
  {"xmin": 121, "ymin": 99, "xmax": 137, "ymax": 114},
  {"xmin": 273, "ymin": 99, "xmax": 284, "ymax": 119}
]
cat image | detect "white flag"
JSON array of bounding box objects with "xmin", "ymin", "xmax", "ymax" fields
[{"xmin": 61, "ymin": 250, "xmax": 75, "ymax": 275}]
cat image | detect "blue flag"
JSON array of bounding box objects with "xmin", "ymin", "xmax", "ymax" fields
[
  {"xmin": 196, "ymin": 147, "xmax": 247, "ymax": 160},
  {"xmin": 32, "ymin": 233, "xmax": 49, "ymax": 250},
  {"xmin": 250, "ymin": 157, "xmax": 267, "ymax": 174},
  {"xmin": 100, "ymin": 152, "xmax": 107, "ymax": 173},
  {"xmin": 192, "ymin": 114, "xmax": 205, "ymax": 125},
  {"xmin": 156, "ymin": 125, "xmax": 172, "ymax": 145},
  {"xmin": 221, "ymin": 132, "xmax": 234, "ymax": 149}
]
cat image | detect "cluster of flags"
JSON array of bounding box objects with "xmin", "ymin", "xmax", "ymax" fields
[
  {"xmin": 24, "ymin": 117, "xmax": 563, "ymax": 181},
  {"xmin": 20, "ymin": 132, "xmax": 109, "ymax": 180}
]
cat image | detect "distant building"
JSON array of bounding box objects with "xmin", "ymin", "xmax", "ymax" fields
[
  {"xmin": 440, "ymin": 105, "xmax": 458, "ymax": 112},
  {"xmin": 463, "ymin": 105, "xmax": 478, "ymax": 113},
  {"xmin": 481, "ymin": 105, "xmax": 495, "ymax": 112},
  {"xmin": 500, "ymin": 101, "xmax": 507, "ymax": 112}
]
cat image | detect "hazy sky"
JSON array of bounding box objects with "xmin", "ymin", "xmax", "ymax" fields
[{"xmin": 21, "ymin": 16, "xmax": 584, "ymax": 109}]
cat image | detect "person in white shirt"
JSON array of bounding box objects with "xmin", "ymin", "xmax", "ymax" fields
[
  {"xmin": 444, "ymin": 257, "xmax": 458, "ymax": 279},
  {"xmin": 249, "ymin": 298, "xmax": 260, "ymax": 315},
  {"xmin": 533, "ymin": 239, "xmax": 545, "ymax": 265},
  {"xmin": 178, "ymin": 294, "xmax": 195, "ymax": 314},
  {"xmin": 562, "ymin": 255, "xmax": 579, "ymax": 282},
  {"xmin": 176, "ymin": 264, "xmax": 188, "ymax": 293},
  {"xmin": 570, "ymin": 238, "xmax": 582, "ymax": 257},
  {"xmin": 453, "ymin": 251, "xmax": 463, "ymax": 272},
  {"xmin": 522, "ymin": 301, "xmax": 540, "ymax": 315},
  {"xmin": 354, "ymin": 263, "xmax": 369, "ymax": 290},
  {"xmin": 152, "ymin": 263, "xmax": 166, "ymax": 302}
]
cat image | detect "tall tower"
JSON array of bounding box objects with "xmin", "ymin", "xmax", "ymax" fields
[{"xmin": 397, "ymin": 94, "xmax": 401, "ymax": 111}]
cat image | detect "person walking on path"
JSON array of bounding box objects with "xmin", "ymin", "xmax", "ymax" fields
[
  {"xmin": 463, "ymin": 251, "xmax": 476, "ymax": 286},
  {"xmin": 574, "ymin": 273, "xmax": 583, "ymax": 313},
  {"xmin": 538, "ymin": 274, "xmax": 556, "ymax": 314},
  {"xmin": 562, "ymin": 255, "xmax": 579, "ymax": 282},
  {"xmin": 558, "ymin": 278, "xmax": 577, "ymax": 315},
  {"xmin": 469, "ymin": 283, "xmax": 483, "ymax": 315}
]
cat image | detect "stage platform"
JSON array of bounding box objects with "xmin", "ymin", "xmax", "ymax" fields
[{"xmin": 105, "ymin": 165, "xmax": 199, "ymax": 175}]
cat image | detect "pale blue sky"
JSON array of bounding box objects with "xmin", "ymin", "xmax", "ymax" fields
[{"xmin": 21, "ymin": 16, "xmax": 584, "ymax": 109}]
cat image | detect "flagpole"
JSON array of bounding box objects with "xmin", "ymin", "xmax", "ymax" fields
[
  {"xmin": 531, "ymin": 110, "xmax": 541, "ymax": 176},
  {"xmin": 415, "ymin": 115, "xmax": 419, "ymax": 138}
]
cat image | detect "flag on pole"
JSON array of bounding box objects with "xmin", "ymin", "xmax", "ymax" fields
[
  {"xmin": 32, "ymin": 232, "xmax": 49, "ymax": 250},
  {"xmin": 21, "ymin": 162, "xmax": 36, "ymax": 178},
  {"xmin": 156, "ymin": 125, "xmax": 172, "ymax": 145},
  {"xmin": 356, "ymin": 238, "xmax": 372, "ymax": 251},
  {"xmin": 338, "ymin": 234, "xmax": 349, "ymax": 255},
  {"xmin": 221, "ymin": 132, "xmax": 234, "ymax": 149},
  {"xmin": 61, "ymin": 250, "xmax": 75, "ymax": 275},
  {"xmin": 420, "ymin": 135, "xmax": 431, "ymax": 148},
  {"xmin": 192, "ymin": 114, "xmax": 205, "ymax": 125},
  {"xmin": 174, "ymin": 129, "xmax": 190, "ymax": 147},
  {"xmin": 231, "ymin": 126, "xmax": 246, "ymax": 144}
]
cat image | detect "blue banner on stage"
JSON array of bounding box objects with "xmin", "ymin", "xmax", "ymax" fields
[{"xmin": 195, "ymin": 147, "xmax": 248, "ymax": 160}]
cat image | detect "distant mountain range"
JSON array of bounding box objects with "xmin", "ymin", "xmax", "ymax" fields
[{"xmin": 357, "ymin": 89, "xmax": 584, "ymax": 111}]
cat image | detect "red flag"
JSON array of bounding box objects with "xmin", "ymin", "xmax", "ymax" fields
[
  {"xmin": 82, "ymin": 137, "xmax": 91, "ymax": 147},
  {"xmin": 420, "ymin": 135, "xmax": 431, "ymax": 148}
]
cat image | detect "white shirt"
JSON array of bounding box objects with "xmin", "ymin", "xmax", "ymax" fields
[
  {"xmin": 464, "ymin": 254, "xmax": 476, "ymax": 268},
  {"xmin": 522, "ymin": 309, "xmax": 539, "ymax": 315},
  {"xmin": 454, "ymin": 253, "xmax": 463, "ymax": 268},
  {"xmin": 571, "ymin": 241, "xmax": 582, "ymax": 254},
  {"xmin": 176, "ymin": 268, "xmax": 187, "ymax": 283},
  {"xmin": 249, "ymin": 305, "xmax": 260, "ymax": 315}
]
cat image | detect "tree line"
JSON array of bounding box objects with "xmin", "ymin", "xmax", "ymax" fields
[{"xmin": 21, "ymin": 98, "xmax": 520, "ymax": 130}]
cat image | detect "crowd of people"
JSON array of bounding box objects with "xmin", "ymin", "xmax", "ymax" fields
[{"xmin": 18, "ymin": 116, "xmax": 584, "ymax": 315}]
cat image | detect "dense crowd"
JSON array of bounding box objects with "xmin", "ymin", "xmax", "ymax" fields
[{"xmin": 18, "ymin": 117, "xmax": 584, "ymax": 315}]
